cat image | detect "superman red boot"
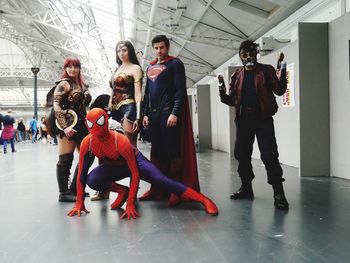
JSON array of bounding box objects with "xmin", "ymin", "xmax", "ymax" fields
[{"xmin": 181, "ymin": 188, "xmax": 218, "ymax": 216}]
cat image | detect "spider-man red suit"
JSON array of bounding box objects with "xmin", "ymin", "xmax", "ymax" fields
[{"xmin": 67, "ymin": 108, "xmax": 218, "ymax": 219}]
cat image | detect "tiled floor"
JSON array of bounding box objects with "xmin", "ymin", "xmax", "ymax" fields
[{"xmin": 0, "ymin": 141, "xmax": 349, "ymax": 263}]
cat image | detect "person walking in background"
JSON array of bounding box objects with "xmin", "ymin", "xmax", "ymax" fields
[
  {"xmin": 51, "ymin": 134, "xmax": 58, "ymax": 145},
  {"xmin": 0, "ymin": 113, "xmax": 2, "ymax": 153},
  {"xmin": 2, "ymin": 110, "xmax": 16, "ymax": 153},
  {"xmin": 40, "ymin": 116, "xmax": 48, "ymax": 143},
  {"xmin": 29, "ymin": 116, "xmax": 38, "ymax": 143},
  {"xmin": 218, "ymin": 40, "xmax": 289, "ymax": 210},
  {"xmin": 0, "ymin": 113, "xmax": 3, "ymax": 130},
  {"xmin": 17, "ymin": 118, "xmax": 26, "ymax": 142}
]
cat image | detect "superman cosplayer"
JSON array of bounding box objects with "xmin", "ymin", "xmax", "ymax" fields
[
  {"xmin": 67, "ymin": 108, "xmax": 218, "ymax": 219},
  {"xmin": 141, "ymin": 35, "xmax": 199, "ymax": 205}
]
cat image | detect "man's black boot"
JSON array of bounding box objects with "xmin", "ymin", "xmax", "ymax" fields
[
  {"xmin": 272, "ymin": 182, "xmax": 289, "ymax": 211},
  {"xmin": 230, "ymin": 180, "xmax": 254, "ymax": 200}
]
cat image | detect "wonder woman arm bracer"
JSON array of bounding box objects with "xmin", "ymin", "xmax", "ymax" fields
[{"xmin": 134, "ymin": 66, "xmax": 143, "ymax": 120}]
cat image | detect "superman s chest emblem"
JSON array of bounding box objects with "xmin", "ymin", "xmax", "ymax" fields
[{"xmin": 147, "ymin": 64, "xmax": 166, "ymax": 81}]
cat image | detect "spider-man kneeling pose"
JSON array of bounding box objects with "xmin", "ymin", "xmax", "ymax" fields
[{"xmin": 68, "ymin": 108, "xmax": 218, "ymax": 219}]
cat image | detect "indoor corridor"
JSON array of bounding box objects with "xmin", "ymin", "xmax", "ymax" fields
[{"xmin": 0, "ymin": 141, "xmax": 349, "ymax": 263}]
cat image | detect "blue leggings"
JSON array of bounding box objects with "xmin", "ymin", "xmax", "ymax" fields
[
  {"xmin": 3, "ymin": 138, "xmax": 15, "ymax": 152},
  {"xmin": 86, "ymin": 152, "xmax": 187, "ymax": 196}
]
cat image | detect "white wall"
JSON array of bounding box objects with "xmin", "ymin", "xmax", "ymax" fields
[
  {"xmin": 252, "ymin": 42, "xmax": 300, "ymax": 168},
  {"xmin": 298, "ymin": 23, "xmax": 330, "ymax": 177},
  {"xmin": 209, "ymin": 76, "xmax": 231, "ymax": 152},
  {"xmin": 190, "ymin": 94, "xmax": 199, "ymax": 147},
  {"xmin": 329, "ymin": 11, "xmax": 350, "ymax": 180},
  {"xmin": 196, "ymin": 84, "xmax": 212, "ymax": 150}
]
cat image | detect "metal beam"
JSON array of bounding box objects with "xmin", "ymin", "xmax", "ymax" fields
[
  {"xmin": 171, "ymin": 39, "xmax": 214, "ymax": 68},
  {"xmin": 207, "ymin": 3, "xmax": 248, "ymax": 39},
  {"xmin": 175, "ymin": 0, "xmax": 214, "ymax": 58},
  {"xmin": 141, "ymin": 0, "xmax": 160, "ymax": 69},
  {"xmin": 228, "ymin": 0, "xmax": 270, "ymax": 19},
  {"xmin": 133, "ymin": 3, "xmax": 239, "ymax": 51},
  {"xmin": 170, "ymin": 0, "xmax": 188, "ymax": 31},
  {"xmin": 117, "ymin": 0, "xmax": 125, "ymax": 40},
  {"xmin": 135, "ymin": 17, "xmax": 234, "ymax": 51},
  {"xmin": 84, "ymin": 5, "xmax": 112, "ymax": 65},
  {"xmin": 137, "ymin": 0, "xmax": 244, "ymax": 39},
  {"xmin": 9, "ymin": 77, "xmax": 32, "ymax": 104},
  {"xmin": 0, "ymin": 68, "xmax": 58, "ymax": 82},
  {"xmin": 1, "ymin": 8, "xmax": 111, "ymax": 49}
]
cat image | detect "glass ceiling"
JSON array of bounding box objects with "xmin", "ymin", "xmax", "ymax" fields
[
  {"xmin": 46, "ymin": 0, "xmax": 135, "ymax": 66},
  {"xmin": 0, "ymin": 0, "xmax": 135, "ymax": 107}
]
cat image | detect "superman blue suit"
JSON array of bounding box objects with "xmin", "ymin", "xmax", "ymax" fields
[{"xmin": 141, "ymin": 56, "xmax": 200, "ymax": 203}]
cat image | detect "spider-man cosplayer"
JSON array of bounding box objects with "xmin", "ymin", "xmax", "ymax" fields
[{"xmin": 67, "ymin": 108, "xmax": 218, "ymax": 219}]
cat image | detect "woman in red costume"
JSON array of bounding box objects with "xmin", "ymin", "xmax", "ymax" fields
[{"xmin": 67, "ymin": 108, "xmax": 218, "ymax": 219}]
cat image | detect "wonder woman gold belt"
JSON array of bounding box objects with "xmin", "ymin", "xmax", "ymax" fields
[{"xmin": 111, "ymin": 98, "xmax": 135, "ymax": 110}]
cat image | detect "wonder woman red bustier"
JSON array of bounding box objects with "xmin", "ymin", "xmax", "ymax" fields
[{"xmin": 110, "ymin": 72, "xmax": 135, "ymax": 110}]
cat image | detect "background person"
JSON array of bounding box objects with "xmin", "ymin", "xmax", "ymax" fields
[
  {"xmin": 29, "ymin": 116, "xmax": 38, "ymax": 143},
  {"xmin": 2, "ymin": 110, "xmax": 16, "ymax": 153},
  {"xmin": 17, "ymin": 118, "xmax": 26, "ymax": 142}
]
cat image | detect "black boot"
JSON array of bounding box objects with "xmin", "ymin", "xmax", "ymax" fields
[
  {"xmin": 69, "ymin": 163, "xmax": 89, "ymax": 197},
  {"xmin": 57, "ymin": 153, "xmax": 76, "ymax": 202},
  {"xmin": 58, "ymin": 191, "xmax": 76, "ymax": 202},
  {"xmin": 272, "ymin": 181, "xmax": 289, "ymax": 211},
  {"xmin": 230, "ymin": 179, "xmax": 254, "ymax": 200},
  {"xmin": 69, "ymin": 163, "xmax": 78, "ymax": 195}
]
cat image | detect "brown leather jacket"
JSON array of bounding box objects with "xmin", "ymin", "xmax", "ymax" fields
[{"xmin": 220, "ymin": 63, "xmax": 287, "ymax": 119}]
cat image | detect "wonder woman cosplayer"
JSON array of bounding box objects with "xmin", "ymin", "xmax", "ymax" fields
[
  {"xmin": 90, "ymin": 40, "xmax": 143, "ymax": 202},
  {"xmin": 108, "ymin": 40, "xmax": 142, "ymax": 146}
]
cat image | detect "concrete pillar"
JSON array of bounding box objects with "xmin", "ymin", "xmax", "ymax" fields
[
  {"xmin": 196, "ymin": 84, "xmax": 212, "ymax": 151},
  {"xmin": 298, "ymin": 23, "xmax": 329, "ymax": 177}
]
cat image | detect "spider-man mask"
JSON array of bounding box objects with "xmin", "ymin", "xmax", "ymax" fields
[{"xmin": 85, "ymin": 108, "xmax": 108, "ymax": 137}]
